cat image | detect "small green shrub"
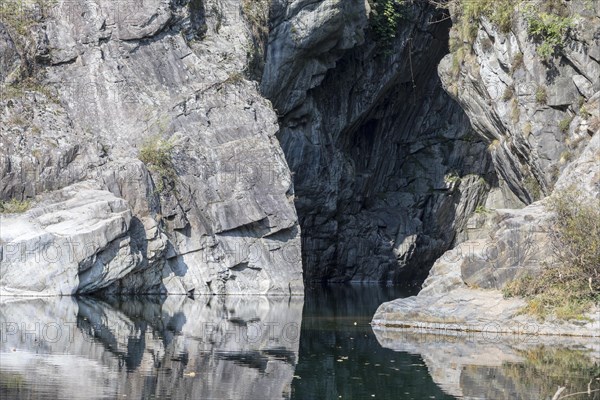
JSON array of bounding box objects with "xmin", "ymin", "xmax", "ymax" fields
[
  {"xmin": 138, "ymin": 136, "xmax": 177, "ymax": 193},
  {"xmin": 369, "ymin": 0, "xmax": 408, "ymax": 51},
  {"xmin": 1, "ymin": 0, "xmax": 36, "ymax": 36},
  {"xmin": 0, "ymin": 198, "xmax": 31, "ymax": 213},
  {"xmin": 504, "ymin": 190, "xmax": 600, "ymax": 320},
  {"xmin": 241, "ymin": 0, "xmax": 269, "ymax": 30},
  {"xmin": 524, "ymin": 175, "xmax": 541, "ymax": 202},
  {"xmin": 488, "ymin": 1, "xmax": 514, "ymax": 33},
  {"xmin": 0, "ymin": 0, "xmax": 56, "ymax": 37},
  {"xmin": 579, "ymin": 106, "xmax": 591, "ymax": 119},
  {"xmin": 511, "ymin": 52, "xmax": 524, "ymax": 74},
  {"xmin": 559, "ymin": 116, "xmax": 573, "ymax": 133},
  {"xmin": 475, "ymin": 205, "xmax": 490, "ymax": 214},
  {"xmin": 241, "ymin": 0, "xmax": 270, "ymax": 79},
  {"xmin": 525, "ymin": 10, "xmax": 573, "ymax": 61},
  {"xmin": 456, "ymin": 0, "xmax": 515, "ymax": 42},
  {"xmin": 535, "ymin": 86, "xmax": 547, "ymax": 104},
  {"xmin": 549, "ymin": 190, "xmax": 600, "ymax": 277},
  {"xmin": 2, "ymin": 77, "xmax": 58, "ymax": 103},
  {"xmin": 502, "ymin": 86, "xmax": 514, "ymax": 101}
]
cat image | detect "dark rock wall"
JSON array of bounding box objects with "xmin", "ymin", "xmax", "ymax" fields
[{"xmin": 263, "ymin": 2, "xmax": 493, "ymax": 283}]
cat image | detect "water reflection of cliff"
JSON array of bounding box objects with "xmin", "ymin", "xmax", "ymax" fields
[
  {"xmin": 374, "ymin": 328, "xmax": 600, "ymax": 400},
  {"xmin": 0, "ymin": 296, "xmax": 303, "ymax": 399}
]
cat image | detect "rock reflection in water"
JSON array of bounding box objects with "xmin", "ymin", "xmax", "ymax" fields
[
  {"xmin": 373, "ymin": 328, "xmax": 600, "ymax": 400},
  {"xmin": 0, "ymin": 296, "xmax": 303, "ymax": 399},
  {"xmin": 290, "ymin": 285, "xmax": 455, "ymax": 400}
]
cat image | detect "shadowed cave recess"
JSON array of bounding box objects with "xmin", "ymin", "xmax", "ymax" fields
[{"xmin": 259, "ymin": 0, "xmax": 494, "ymax": 285}]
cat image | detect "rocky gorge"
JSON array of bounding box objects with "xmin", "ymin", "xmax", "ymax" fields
[{"xmin": 0, "ymin": 0, "xmax": 599, "ymax": 336}]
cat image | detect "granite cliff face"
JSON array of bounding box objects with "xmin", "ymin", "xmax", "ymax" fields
[
  {"xmin": 438, "ymin": 0, "xmax": 600, "ymax": 203},
  {"xmin": 1, "ymin": 0, "xmax": 598, "ymax": 294},
  {"xmin": 373, "ymin": 0, "xmax": 600, "ymax": 330},
  {"xmin": 0, "ymin": 0, "xmax": 302, "ymax": 295}
]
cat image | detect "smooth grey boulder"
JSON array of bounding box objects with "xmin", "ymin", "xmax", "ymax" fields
[
  {"xmin": 372, "ymin": 285, "xmax": 600, "ymax": 337},
  {"xmin": 0, "ymin": 183, "xmax": 135, "ymax": 295}
]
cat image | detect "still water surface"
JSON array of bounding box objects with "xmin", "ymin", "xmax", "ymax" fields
[{"xmin": 0, "ymin": 286, "xmax": 598, "ymax": 399}]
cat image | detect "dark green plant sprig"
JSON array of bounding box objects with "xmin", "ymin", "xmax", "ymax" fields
[
  {"xmin": 369, "ymin": 0, "xmax": 409, "ymax": 52},
  {"xmin": 524, "ymin": 8, "xmax": 574, "ymax": 61}
]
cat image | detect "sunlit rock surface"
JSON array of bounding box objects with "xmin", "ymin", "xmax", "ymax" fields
[{"xmin": 0, "ymin": 1, "xmax": 302, "ymax": 295}]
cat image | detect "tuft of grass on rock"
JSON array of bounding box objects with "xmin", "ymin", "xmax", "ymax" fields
[
  {"xmin": 502, "ymin": 86, "xmax": 515, "ymax": 102},
  {"xmin": 138, "ymin": 136, "xmax": 177, "ymax": 193},
  {"xmin": 559, "ymin": 116, "xmax": 573, "ymax": 133},
  {"xmin": 535, "ymin": 86, "xmax": 548, "ymax": 105},
  {"xmin": 223, "ymin": 71, "xmax": 245, "ymax": 86},
  {"xmin": 511, "ymin": 52, "xmax": 524, "ymax": 74},
  {"xmin": 0, "ymin": 198, "xmax": 31, "ymax": 213}
]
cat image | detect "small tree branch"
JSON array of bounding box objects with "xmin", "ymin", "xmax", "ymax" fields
[
  {"xmin": 552, "ymin": 387, "xmax": 566, "ymax": 400},
  {"xmin": 557, "ymin": 388, "xmax": 600, "ymax": 399}
]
